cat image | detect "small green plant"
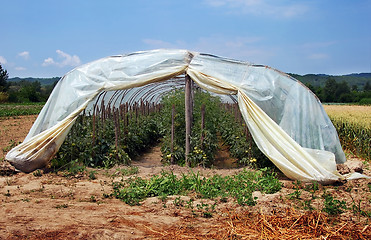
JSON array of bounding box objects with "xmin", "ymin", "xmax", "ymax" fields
[
  {"xmin": 60, "ymin": 162, "xmax": 86, "ymax": 177},
  {"xmin": 55, "ymin": 204, "xmax": 69, "ymax": 209},
  {"xmin": 195, "ymin": 201, "xmax": 217, "ymax": 218},
  {"xmin": 350, "ymin": 194, "xmax": 370, "ymax": 218},
  {"xmin": 158, "ymin": 194, "xmax": 168, "ymax": 202},
  {"xmin": 186, "ymin": 198, "xmax": 194, "ymax": 209},
  {"xmin": 88, "ymin": 170, "xmax": 97, "ymax": 180},
  {"xmin": 288, "ymin": 180, "xmax": 302, "ymax": 200},
  {"xmin": 303, "ymin": 199, "xmax": 314, "ymax": 210},
  {"xmin": 33, "ymin": 169, "xmax": 42, "ymax": 177},
  {"xmin": 322, "ymin": 192, "xmax": 347, "ymax": 215},
  {"xmin": 173, "ymin": 196, "xmax": 184, "ymax": 207},
  {"xmin": 120, "ymin": 166, "xmax": 139, "ymax": 176},
  {"xmin": 203, "ymin": 211, "xmax": 213, "ymax": 218},
  {"xmin": 2, "ymin": 140, "xmax": 18, "ymax": 153}
]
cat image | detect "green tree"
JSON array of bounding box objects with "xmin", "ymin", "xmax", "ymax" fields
[
  {"xmin": 305, "ymin": 83, "xmax": 317, "ymax": 94},
  {"xmin": 364, "ymin": 81, "xmax": 371, "ymax": 91},
  {"xmin": 336, "ymin": 81, "xmax": 351, "ymax": 102},
  {"xmin": 0, "ymin": 64, "xmax": 9, "ymax": 92},
  {"xmin": 18, "ymin": 81, "xmax": 42, "ymax": 102},
  {"xmin": 322, "ymin": 77, "xmax": 337, "ymax": 102}
]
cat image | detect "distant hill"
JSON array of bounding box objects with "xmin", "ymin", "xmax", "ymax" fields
[
  {"xmin": 8, "ymin": 73, "xmax": 371, "ymax": 90},
  {"xmin": 289, "ymin": 73, "xmax": 371, "ymax": 90},
  {"xmin": 8, "ymin": 77, "xmax": 60, "ymax": 86}
]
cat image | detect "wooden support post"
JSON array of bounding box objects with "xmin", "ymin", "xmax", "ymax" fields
[
  {"xmin": 171, "ymin": 104, "xmax": 175, "ymax": 164},
  {"xmin": 185, "ymin": 74, "xmax": 193, "ymax": 165},
  {"xmin": 200, "ymin": 104, "xmax": 205, "ymax": 149}
]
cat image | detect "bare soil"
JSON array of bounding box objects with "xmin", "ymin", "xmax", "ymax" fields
[
  {"xmin": 0, "ymin": 116, "xmax": 370, "ymax": 239},
  {"xmin": 0, "ymin": 115, "xmax": 37, "ymax": 160}
]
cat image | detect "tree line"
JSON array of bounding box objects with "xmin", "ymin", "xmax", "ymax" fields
[
  {"xmin": 305, "ymin": 77, "xmax": 371, "ymax": 105},
  {"xmin": 1, "ymin": 63, "xmax": 370, "ymax": 104},
  {"xmin": 0, "ymin": 64, "xmax": 57, "ymax": 103}
]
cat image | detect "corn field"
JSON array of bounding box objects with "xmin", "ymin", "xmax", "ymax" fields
[{"xmin": 324, "ymin": 105, "xmax": 371, "ymax": 161}]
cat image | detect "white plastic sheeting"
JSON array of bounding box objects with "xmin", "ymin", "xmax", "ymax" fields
[{"xmin": 5, "ymin": 49, "xmax": 366, "ymax": 183}]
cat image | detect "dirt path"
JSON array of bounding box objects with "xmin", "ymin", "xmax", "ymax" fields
[
  {"xmin": 131, "ymin": 145, "xmax": 163, "ymax": 168},
  {"xmin": 0, "ymin": 116, "xmax": 370, "ymax": 239},
  {"xmin": 213, "ymin": 137, "xmax": 238, "ymax": 169},
  {"xmin": 0, "ymin": 115, "xmax": 38, "ymax": 160}
]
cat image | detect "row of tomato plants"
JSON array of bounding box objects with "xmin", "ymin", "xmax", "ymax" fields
[
  {"xmin": 53, "ymin": 108, "xmax": 161, "ymax": 170},
  {"xmin": 159, "ymin": 89, "xmax": 272, "ymax": 168},
  {"xmin": 54, "ymin": 89, "xmax": 272, "ymax": 170},
  {"xmin": 159, "ymin": 89, "xmax": 220, "ymax": 167}
]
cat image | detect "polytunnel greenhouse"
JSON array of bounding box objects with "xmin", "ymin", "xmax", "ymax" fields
[{"xmin": 5, "ymin": 49, "xmax": 367, "ymax": 183}]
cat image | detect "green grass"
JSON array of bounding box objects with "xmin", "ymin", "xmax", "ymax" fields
[
  {"xmin": 111, "ymin": 168, "xmax": 282, "ymax": 206},
  {"xmin": 0, "ymin": 102, "xmax": 44, "ymax": 117}
]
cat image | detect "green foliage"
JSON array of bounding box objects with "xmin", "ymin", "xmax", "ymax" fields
[
  {"xmin": 160, "ymin": 89, "xmax": 221, "ymax": 166},
  {"xmin": 0, "ymin": 102, "xmax": 44, "ymax": 117},
  {"xmin": 0, "ymin": 92, "xmax": 8, "ymax": 103},
  {"xmin": 112, "ymin": 169, "xmax": 282, "ymax": 206},
  {"xmin": 0, "ymin": 64, "xmax": 9, "ymax": 92},
  {"xmin": 364, "ymin": 81, "xmax": 371, "ymax": 91},
  {"xmin": 291, "ymin": 73, "xmax": 371, "ymax": 94},
  {"xmin": 6, "ymin": 80, "xmax": 54, "ymax": 103},
  {"xmin": 88, "ymin": 170, "xmax": 97, "ymax": 180},
  {"xmin": 298, "ymin": 74, "xmax": 371, "ymax": 104},
  {"xmin": 55, "ymin": 204, "xmax": 69, "ymax": 209},
  {"xmin": 118, "ymin": 166, "xmax": 139, "ymax": 176},
  {"xmin": 322, "ymin": 192, "xmax": 347, "ymax": 215},
  {"xmin": 2, "ymin": 77, "xmax": 58, "ymax": 103},
  {"xmin": 218, "ymin": 109, "xmax": 273, "ymax": 169},
  {"xmin": 359, "ymin": 98, "xmax": 371, "ymax": 105},
  {"xmin": 160, "ymin": 89, "xmax": 270, "ymax": 168},
  {"xmin": 288, "ymin": 180, "xmax": 302, "ymax": 200},
  {"xmin": 55, "ymin": 108, "xmax": 161, "ymax": 170},
  {"xmin": 8, "ymin": 77, "xmax": 59, "ymax": 86},
  {"xmin": 33, "ymin": 169, "xmax": 43, "ymax": 177}
]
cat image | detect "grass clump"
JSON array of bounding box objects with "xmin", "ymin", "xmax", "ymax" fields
[
  {"xmin": 322, "ymin": 192, "xmax": 347, "ymax": 215},
  {"xmin": 112, "ymin": 168, "xmax": 281, "ymax": 206}
]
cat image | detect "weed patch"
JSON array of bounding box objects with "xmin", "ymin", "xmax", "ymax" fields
[{"xmin": 112, "ymin": 168, "xmax": 282, "ymax": 207}]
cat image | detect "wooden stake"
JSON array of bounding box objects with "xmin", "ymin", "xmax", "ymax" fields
[
  {"xmin": 200, "ymin": 104, "xmax": 205, "ymax": 149},
  {"xmin": 171, "ymin": 104, "xmax": 175, "ymax": 164},
  {"xmin": 185, "ymin": 74, "xmax": 193, "ymax": 165}
]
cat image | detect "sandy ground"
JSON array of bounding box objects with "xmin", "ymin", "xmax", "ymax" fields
[
  {"xmin": 0, "ymin": 115, "xmax": 37, "ymax": 160},
  {"xmin": 0, "ymin": 116, "xmax": 370, "ymax": 239}
]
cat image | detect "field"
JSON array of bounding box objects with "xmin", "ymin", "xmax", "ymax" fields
[
  {"xmin": 0, "ymin": 102, "xmax": 370, "ymax": 239},
  {"xmin": 323, "ymin": 105, "xmax": 371, "ymax": 160},
  {"xmin": 0, "ymin": 103, "xmax": 44, "ymax": 118},
  {"xmin": 323, "ymin": 105, "xmax": 371, "ymax": 129}
]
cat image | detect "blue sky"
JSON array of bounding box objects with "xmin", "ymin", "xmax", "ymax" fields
[{"xmin": 1, "ymin": 0, "xmax": 370, "ymax": 78}]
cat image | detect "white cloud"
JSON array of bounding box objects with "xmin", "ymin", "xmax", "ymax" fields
[
  {"xmin": 42, "ymin": 50, "xmax": 81, "ymax": 67},
  {"xmin": 18, "ymin": 51, "xmax": 30, "ymax": 60},
  {"xmin": 203, "ymin": 0, "xmax": 309, "ymax": 18},
  {"xmin": 15, "ymin": 66, "xmax": 26, "ymax": 71},
  {"xmin": 42, "ymin": 57, "xmax": 56, "ymax": 66},
  {"xmin": 0, "ymin": 56, "xmax": 7, "ymax": 64}
]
